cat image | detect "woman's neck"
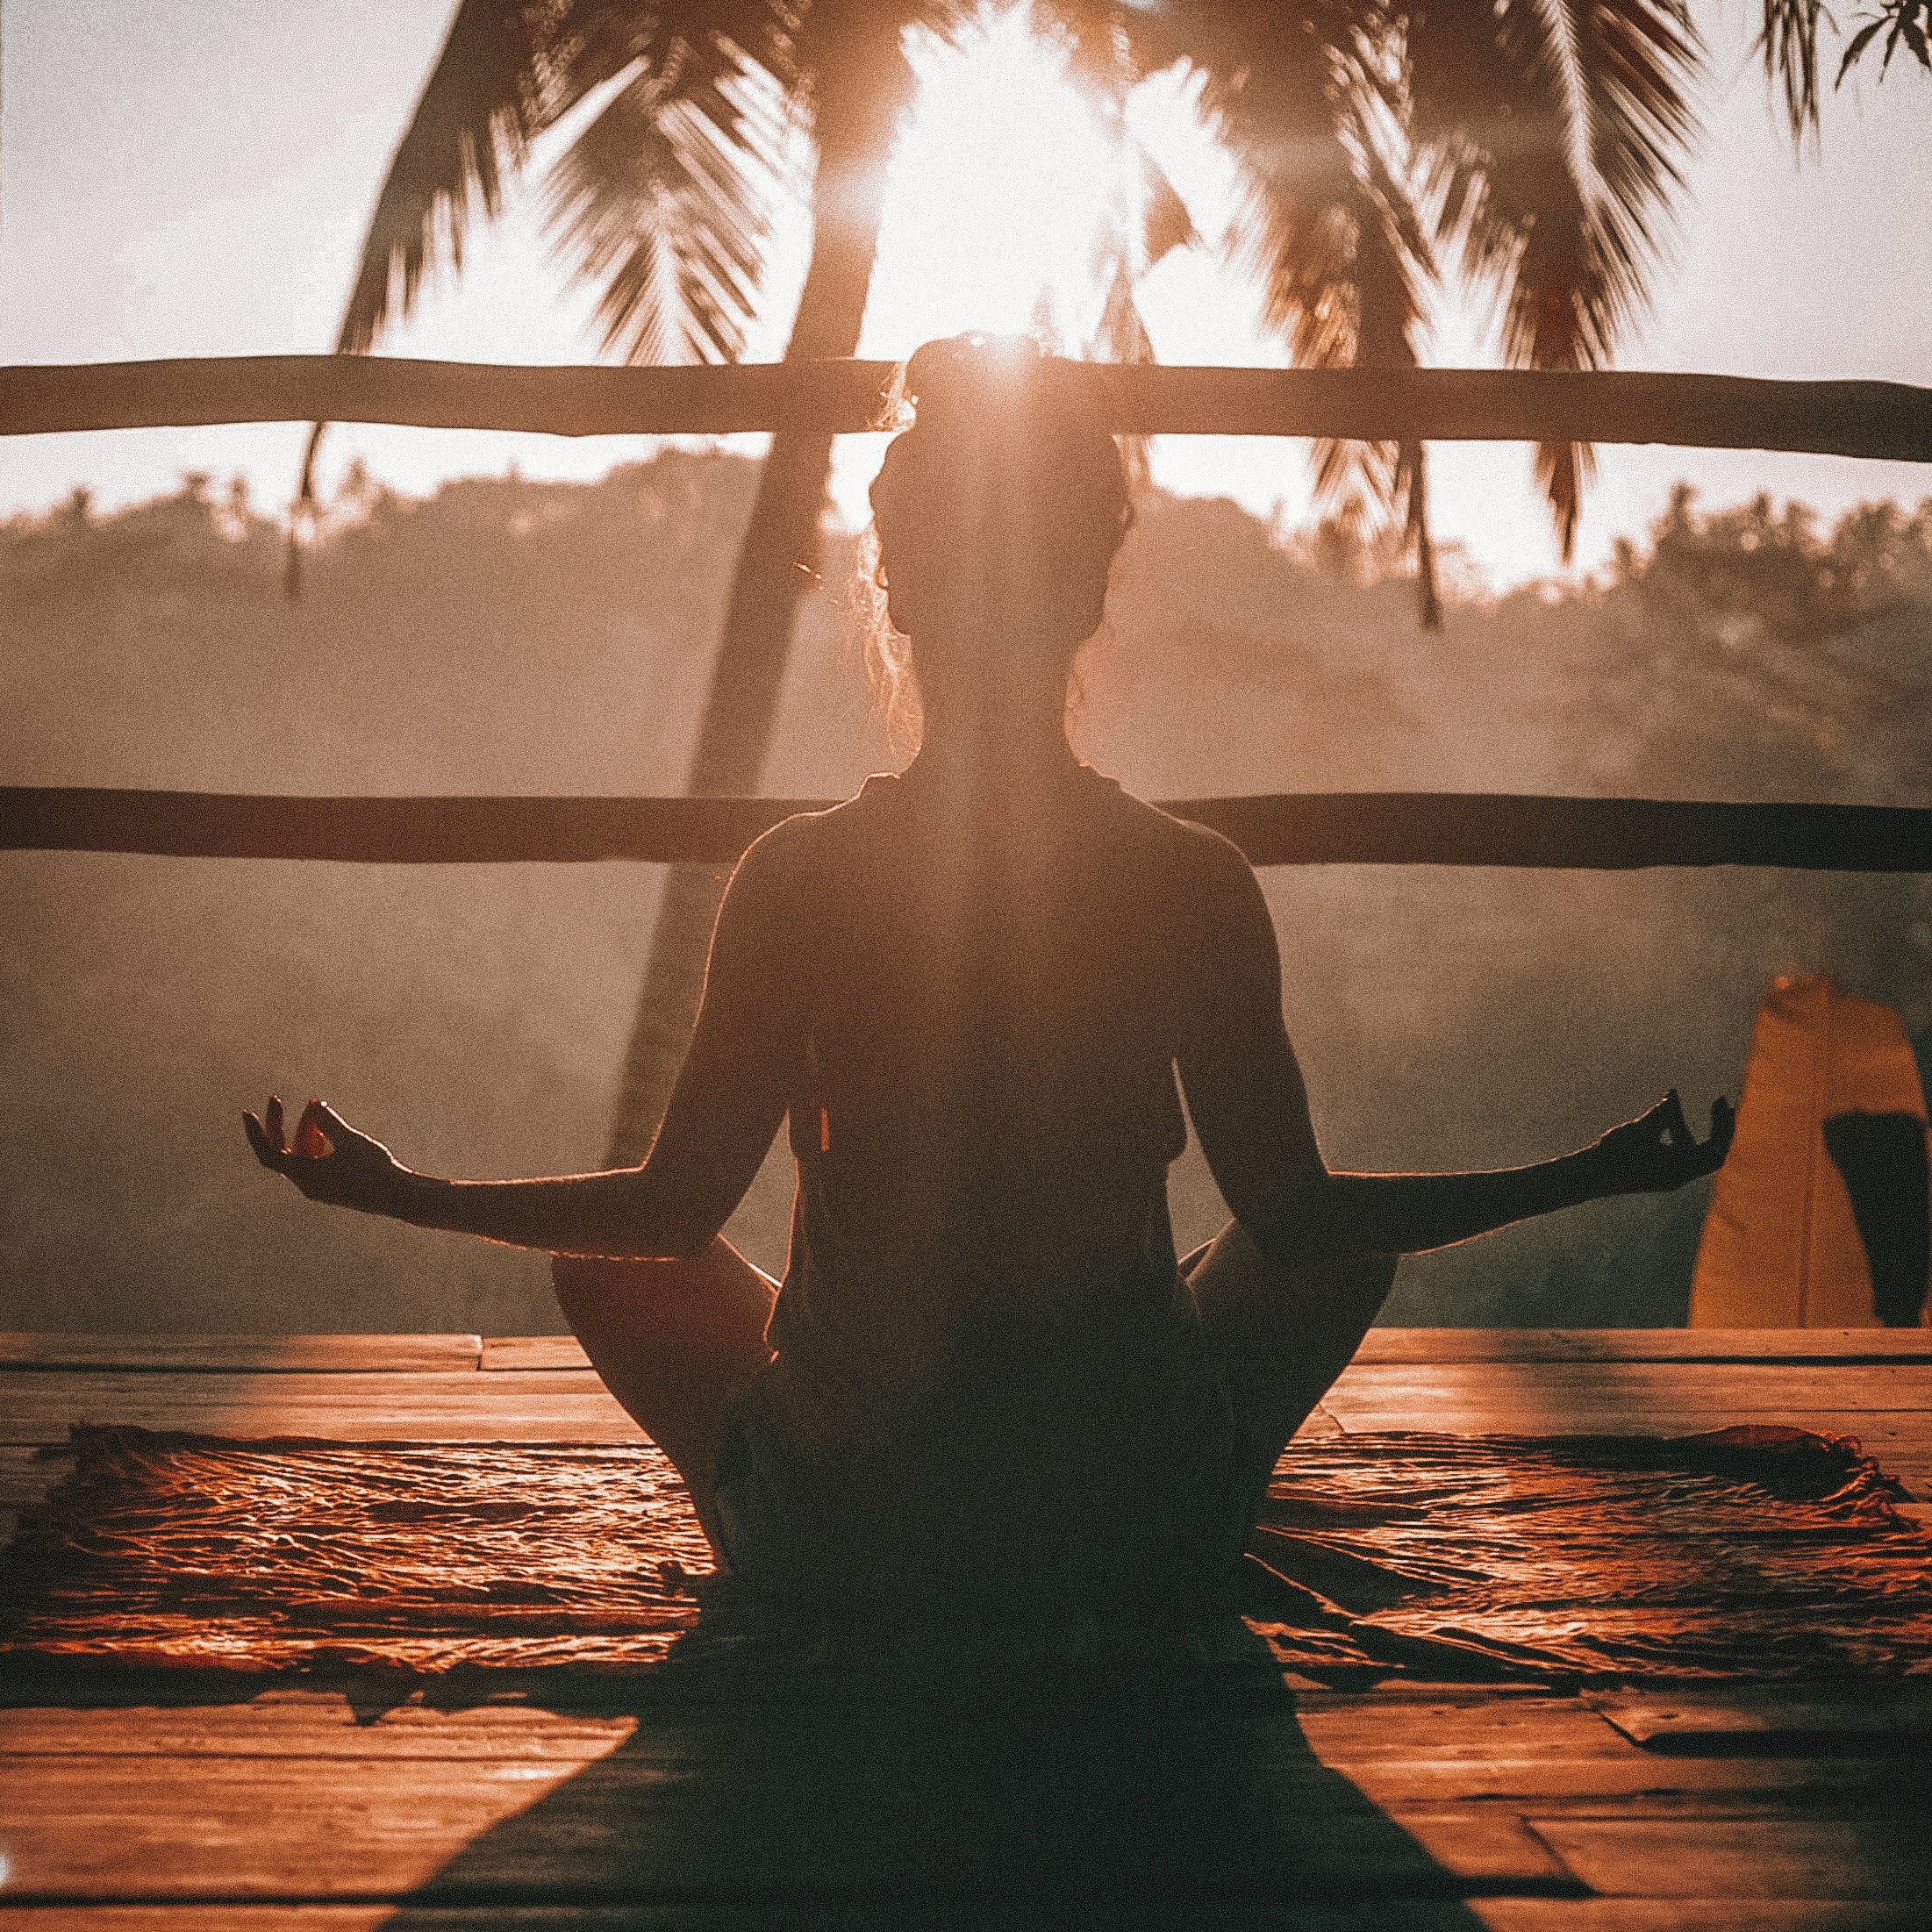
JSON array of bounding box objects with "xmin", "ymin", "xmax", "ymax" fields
[{"xmin": 905, "ymin": 708, "xmax": 1079, "ymax": 792}]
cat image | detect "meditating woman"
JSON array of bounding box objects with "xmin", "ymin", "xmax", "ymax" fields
[{"xmin": 247, "ymin": 335, "xmax": 1732, "ymax": 1624}]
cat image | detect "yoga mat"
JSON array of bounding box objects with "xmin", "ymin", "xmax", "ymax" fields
[{"xmin": 4, "ymin": 1424, "xmax": 1928, "ymax": 1684}]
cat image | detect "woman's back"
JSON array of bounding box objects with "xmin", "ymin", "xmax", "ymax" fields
[{"xmin": 716, "ymin": 761, "xmax": 1252, "ymax": 1614}]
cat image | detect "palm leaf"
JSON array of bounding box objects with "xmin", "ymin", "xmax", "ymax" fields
[
  {"xmin": 1759, "ymin": 0, "xmax": 1828, "ymax": 136},
  {"xmin": 1189, "ymin": 11, "xmax": 1440, "ymax": 621},
  {"xmin": 543, "ymin": 54, "xmax": 785, "ymax": 364},
  {"xmin": 1409, "ymin": 0, "xmax": 1700, "ymax": 559}
]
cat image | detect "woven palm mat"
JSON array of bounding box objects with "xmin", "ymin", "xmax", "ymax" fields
[{"xmin": 3, "ymin": 1424, "xmax": 1928, "ymax": 1683}]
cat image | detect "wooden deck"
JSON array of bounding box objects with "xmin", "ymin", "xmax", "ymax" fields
[{"xmin": 3, "ymin": 1327, "xmax": 1929, "ymax": 1928}]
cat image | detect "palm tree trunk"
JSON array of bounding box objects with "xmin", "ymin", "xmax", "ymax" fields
[{"xmin": 603, "ymin": 61, "xmax": 910, "ymax": 1166}]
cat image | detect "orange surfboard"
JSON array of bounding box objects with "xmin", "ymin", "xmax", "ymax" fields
[{"xmin": 1690, "ymin": 975, "xmax": 1930, "ymax": 1328}]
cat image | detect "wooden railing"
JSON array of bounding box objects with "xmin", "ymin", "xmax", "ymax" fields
[
  {"xmin": 4, "ymin": 356, "xmax": 1930, "ymax": 459},
  {"xmin": 9, "ymin": 354, "xmax": 1928, "ymax": 874},
  {"xmin": 6, "ymin": 789, "xmax": 1928, "ymax": 871}
]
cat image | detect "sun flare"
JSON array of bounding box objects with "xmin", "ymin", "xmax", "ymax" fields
[{"xmin": 862, "ymin": 11, "xmax": 1125, "ymax": 356}]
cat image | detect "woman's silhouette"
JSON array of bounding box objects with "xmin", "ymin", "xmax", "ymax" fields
[{"xmin": 249, "ymin": 335, "xmax": 1731, "ymax": 1622}]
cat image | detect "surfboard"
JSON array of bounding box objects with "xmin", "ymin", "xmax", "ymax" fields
[{"xmin": 1690, "ymin": 974, "xmax": 1930, "ymax": 1328}]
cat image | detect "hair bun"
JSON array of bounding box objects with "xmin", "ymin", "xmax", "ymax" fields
[{"xmin": 903, "ymin": 333, "xmax": 1048, "ymax": 433}]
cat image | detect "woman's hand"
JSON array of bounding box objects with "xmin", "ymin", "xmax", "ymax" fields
[
  {"xmin": 244, "ymin": 1095, "xmax": 407, "ymax": 1215},
  {"xmin": 1589, "ymin": 1090, "xmax": 1735, "ymax": 1196}
]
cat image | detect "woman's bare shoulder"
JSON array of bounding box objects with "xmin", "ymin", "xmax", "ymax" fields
[
  {"xmin": 1104, "ymin": 781, "xmax": 1257, "ymax": 897},
  {"xmin": 729, "ymin": 776, "xmax": 897, "ymax": 889}
]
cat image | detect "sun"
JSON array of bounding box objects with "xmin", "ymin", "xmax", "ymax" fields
[
  {"xmin": 861, "ymin": 10, "xmax": 1124, "ymax": 356},
  {"xmin": 826, "ymin": 8, "xmax": 1147, "ymax": 520}
]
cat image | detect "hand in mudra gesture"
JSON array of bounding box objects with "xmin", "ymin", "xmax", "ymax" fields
[
  {"xmin": 244, "ymin": 1095, "xmax": 405, "ymax": 1213},
  {"xmin": 1591, "ymin": 1090, "xmax": 1735, "ymax": 1195}
]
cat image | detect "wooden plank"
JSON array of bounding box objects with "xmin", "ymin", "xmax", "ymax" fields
[
  {"xmin": 1319, "ymin": 1408, "xmax": 1932, "ymax": 1473},
  {"xmin": 10, "ymin": 1363, "xmax": 1929, "ymax": 1452},
  {"xmin": 1339, "ymin": 1757, "xmax": 1932, "ymax": 1812},
  {"xmin": 2, "ymin": 1906, "xmax": 1927, "ymax": 1932},
  {"xmin": 1298, "ymin": 1695, "xmax": 1640, "ymax": 1762},
  {"xmin": 472, "ymin": 1328, "xmax": 1932, "ymax": 1375},
  {"xmin": 484, "ymin": 1337, "xmax": 590, "ymax": 1372},
  {"xmin": 1327, "ymin": 1363, "xmax": 1932, "ymax": 1413},
  {"xmin": 1596, "ymin": 1690, "xmax": 1932, "ymax": 1754},
  {"xmin": 0, "ymin": 1694, "xmax": 1628, "ymax": 1770},
  {"xmin": 1476, "ymin": 1907, "xmax": 1932, "ymax": 1931},
  {"xmin": 1356, "ymin": 1331, "xmax": 1932, "ymax": 1367},
  {"xmin": 0, "ymin": 1334, "xmax": 481, "ymax": 1373},
  {"xmin": 6, "ymin": 357, "xmax": 1930, "ymax": 461},
  {"xmin": 0, "ymin": 1697, "xmax": 635, "ymax": 1761},
  {"xmin": 0, "ymin": 1368, "xmax": 638, "ymax": 1445},
  {"xmin": 0, "ymin": 1442, "xmax": 69, "ymax": 1505},
  {"xmin": 1530, "ymin": 1820, "xmax": 1932, "ymax": 1900},
  {"xmin": 10, "ymin": 788, "xmax": 1932, "ymax": 874},
  {"xmin": 0, "ymin": 1755, "xmax": 592, "ymax": 1899},
  {"xmin": 1318, "ymin": 1405, "xmax": 1932, "ymax": 1453},
  {"xmin": 0, "ymin": 1750, "xmax": 1570, "ymax": 1900},
  {"xmin": 1321, "ymin": 1360, "xmax": 1932, "ymax": 1441}
]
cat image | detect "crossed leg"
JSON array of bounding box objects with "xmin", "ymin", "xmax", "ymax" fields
[
  {"xmin": 1185, "ymin": 1220, "xmax": 1400, "ymax": 1490},
  {"xmin": 551, "ymin": 1238, "xmax": 776, "ymax": 1562},
  {"xmin": 555, "ymin": 1222, "xmax": 1397, "ymax": 1569}
]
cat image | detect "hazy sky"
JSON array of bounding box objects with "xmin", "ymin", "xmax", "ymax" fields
[{"xmin": 2, "ymin": 0, "xmax": 1928, "ymax": 586}]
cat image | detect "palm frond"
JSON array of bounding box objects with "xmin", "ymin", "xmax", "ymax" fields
[
  {"xmin": 1408, "ymin": 0, "xmax": 1700, "ymax": 558},
  {"xmin": 1141, "ymin": 149, "xmax": 1199, "ymax": 268},
  {"xmin": 1837, "ymin": 0, "xmax": 1932, "ymax": 78},
  {"xmin": 1191, "ymin": 10, "xmax": 1440, "ymax": 621},
  {"xmin": 336, "ymin": 0, "xmax": 594, "ymax": 357},
  {"xmin": 543, "ymin": 52, "xmax": 784, "ymax": 363},
  {"xmin": 1030, "ymin": 0, "xmax": 1144, "ymax": 96},
  {"xmin": 1760, "ymin": 0, "xmax": 1829, "ymax": 136}
]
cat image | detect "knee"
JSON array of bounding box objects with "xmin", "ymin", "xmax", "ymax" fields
[{"xmin": 551, "ymin": 1252, "xmax": 617, "ymax": 1320}]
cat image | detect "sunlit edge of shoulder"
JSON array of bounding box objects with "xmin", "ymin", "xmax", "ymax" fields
[
  {"xmin": 723, "ymin": 785, "xmax": 874, "ymax": 896},
  {"xmin": 1136, "ymin": 791, "xmax": 1263, "ymax": 898}
]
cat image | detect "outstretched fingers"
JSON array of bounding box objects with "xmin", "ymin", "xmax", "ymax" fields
[
  {"xmin": 296, "ymin": 1098, "xmax": 335, "ymax": 1160},
  {"xmin": 244, "ymin": 1094, "xmax": 342, "ymax": 1175},
  {"xmin": 244, "ymin": 1094, "xmax": 290, "ymax": 1170}
]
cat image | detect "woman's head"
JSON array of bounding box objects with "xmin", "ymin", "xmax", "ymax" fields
[{"xmin": 866, "ymin": 335, "xmax": 1132, "ymax": 743}]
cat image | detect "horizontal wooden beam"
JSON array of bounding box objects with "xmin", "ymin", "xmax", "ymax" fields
[
  {"xmin": 4, "ymin": 356, "xmax": 1929, "ymax": 460},
  {"xmin": 5, "ymin": 788, "xmax": 1928, "ymax": 870}
]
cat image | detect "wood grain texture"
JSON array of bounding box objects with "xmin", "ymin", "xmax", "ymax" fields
[
  {"xmin": 1595, "ymin": 1689, "xmax": 1932, "ymax": 1752},
  {"xmin": 5, "ymin": 358, "xmax": 1928, "ymax": 459},
  {"xmin": 0, "ymin": 1698, "xmax": 636, "ymax": 1762},
  {"xmin": 0, "ymin": 1442, "xmax": 68, "ymax": 1504},
  {"xmin": 1529, "ymin": 1820, "xmax": 1932, "ymax": 1900},
  {"xmin": 0, "ymin": 1908, "xmax": 1927, "ymax": 1932},
  {"xmin": 0, "ymin": 1369, "xmax": 637, "ymax": 1446},
  {"xmin": 483, "ymin": 1338, "xmax": 590, "ymax": 1372},
  {"xmin": 1353, "ymin": 1332, "xmax": 1932, "ymax": 1366},
  {"xmin": 9, "ymin": 789, "xmax": 1931, "ymax": 873},
  {"xmin": 473, "ymin": 1329, "xmax": 1932, "ymax": 1372},
  {"xmin": 1320, "ymin": 1361, "xmax": 1932, "ymax": 1442},
  {"xmin": 1327, "ymin": 1363, "xmax": 1932, "ymax": 1411},
  {"xmin": 0, "ymin": 1335, "xmax": 482, "ymax": 1373},
  {"xmin": 0, "ymin": 1697, "xmax": 1635, "ymax": 1769},
  {"xmin": 0, "ymin": 1904, "xmax": 1925, "ymax": 1932},
  {"xmin": 0, "ymin": 1748, "xmax": 1571, "ymax": 1900}
]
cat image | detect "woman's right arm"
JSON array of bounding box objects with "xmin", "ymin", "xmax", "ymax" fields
[
  {"xmin": 244, "ymin": 823, "xmax": 802, "ymax": 1260},
  {"xmin": 1172, "ymin": 836, "xmax": 1731, "ymax": 1266}
]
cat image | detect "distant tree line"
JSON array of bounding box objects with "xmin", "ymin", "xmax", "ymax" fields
[{"xmin": 2, "ymin": 455, "xmax": 1926, "ymax": 1333}]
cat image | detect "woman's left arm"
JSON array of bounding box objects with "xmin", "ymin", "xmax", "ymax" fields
[{"xmin": 244, "ymin": 828, "xmax": 800, "ymax": 1260}]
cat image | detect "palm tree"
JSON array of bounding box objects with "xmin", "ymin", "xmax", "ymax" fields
[{"xmin": 308, "ymin": 0, "xmax": 1898, "ymax": 1167}]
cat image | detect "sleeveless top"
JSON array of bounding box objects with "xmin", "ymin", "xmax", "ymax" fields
[{"xmin": 712, "ymin": 762, "xmax": 1251, "ymax": 1620}]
